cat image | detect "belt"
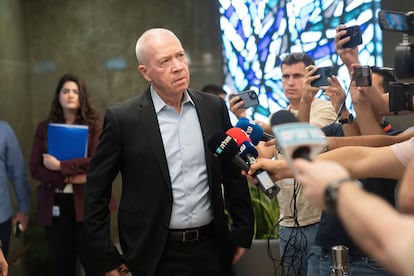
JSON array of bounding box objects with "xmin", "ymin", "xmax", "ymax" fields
[{"xmin": 168, "ymin": 223, "xmax": 213, "ymax": 243}]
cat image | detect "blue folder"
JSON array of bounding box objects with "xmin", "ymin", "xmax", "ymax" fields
[{"xmin": 47, "ymin": 123, "xmax": 89, "ymax": 160}]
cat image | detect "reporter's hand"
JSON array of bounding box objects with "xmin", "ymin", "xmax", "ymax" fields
[
  {"xmin": 323, "ymin": 75, "xmax": 346, "ymax": 113},
  {"xmin": 292, "ymin": 159, "xmax": 350, "ymax": 209},
  {"xmin": 245, "ymin": 158, "xmax": 292, "ymax": 182},
  {"xmin": 302, "ymin": 65, "xmax": 320, "ymax": 101},
  {"xmin": 335, "ymin": 24, "xmax": 359, "ymax": 67},
  {"xmin": 228, "ymin": 93, "xmax": 247, "ymax": 119},
  {"xmin": 13, "ymin": 212, "xmax": 28, "ymax": 232}
]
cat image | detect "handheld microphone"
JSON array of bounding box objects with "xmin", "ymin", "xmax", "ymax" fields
[
  {"xmin": 270, "ymin": 110, "xmax": 327, "ymax": 165},
  {"xmin": 207, "ymin": 132, "xmax": 249, "ymax": 171},
  {"xmin": 236, "ymin": 117, "xmax": 274, "ymax": 145},
  {"xmin": 237, "ymin": 141, "xmax": 280, "ymax": 199},
  {"xmin": 225, "ymin": 127, "xmax": 251, "ymax": 146}
]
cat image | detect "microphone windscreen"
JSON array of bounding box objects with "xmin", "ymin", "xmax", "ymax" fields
[
  {"xmin": 207, "ymin": 133, "xmax": 239, "ymax": 160},
  {"xmin": 270, "ymin": 110, "xmax": 298, "ymax": 126},
  {"xmin": 235, "ymin": 117, "xmax": 264, "ymax": 145},
  {"xmin": 239, "ymin": 140, "xmax": 259, "ymax": 159},
  {"xmin": 226, "ymin": 127, "xmax": 251, "ymax": 146}
]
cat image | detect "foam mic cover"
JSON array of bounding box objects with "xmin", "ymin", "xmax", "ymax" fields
[
  {"xmin": 207, "ymin": 132, "xmax": 250, "ymax": 171},
  {"xmin": 225, "ymin": 127, "xmax": 251, "ymax": 146},
  {"xmin": 270, "ymin": 110, "xmax": 327, "ymax": 162},
  {"xmin": 235, "ymin": 118, "xmax": 263, "ymax": 145},
  {"xmin": 270, "ymin": 110, "xmax": 297, "ymax": 126},
  {"xmin": 238, "ymin": 140, "xmax": 258, "ymax": 161}
]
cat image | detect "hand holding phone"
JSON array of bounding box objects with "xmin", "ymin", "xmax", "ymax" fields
[
  {"xmin": 353, "ymin": 65, "xmax": 371, "ymax": 87},
  {"xmin": 229, "ymin": 90, "xmax": 259, "ymax": 109},
  {"xmin": 340, "ymin": 25, "xmax": 363, "ymax": 48},
  {"xmin": 13, "ymin": 222, "xmax": 23, "ymax": 239},
  {"xmin": 311, "ymin": 66, "xmax": 334, "ymax": 87}
]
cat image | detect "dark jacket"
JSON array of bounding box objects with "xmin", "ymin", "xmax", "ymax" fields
[
  {"xmin": 29, "ymin": 120, "xmax": 101, "ymax": 226},
  {"xmin": 84, "ymin": 88, "xmax": 254, "ymax": 275}
]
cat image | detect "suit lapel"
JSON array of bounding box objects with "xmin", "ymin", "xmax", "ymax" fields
[{"xmin": 137, "ymin": 89, "xmax": 172, "ymax": 192}]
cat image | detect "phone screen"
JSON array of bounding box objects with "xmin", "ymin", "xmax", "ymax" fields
[{"xmin": 379, "ymin": 10, "xmax": 410, "ymax": 32}]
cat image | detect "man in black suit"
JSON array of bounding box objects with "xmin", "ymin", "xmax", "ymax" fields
[{"xmin": 84, "ymin": 28, "xmax": 254, "ymax": 276}]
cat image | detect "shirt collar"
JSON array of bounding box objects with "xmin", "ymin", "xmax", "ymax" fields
[{"xmin": 150, "ymin": 85, "xmax": 194, "ymax": 113}]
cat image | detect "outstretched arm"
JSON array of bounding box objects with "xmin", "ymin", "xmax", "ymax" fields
[{"xmin": 293, "ymin": 158, "xmax": 414, "ymax": 276}]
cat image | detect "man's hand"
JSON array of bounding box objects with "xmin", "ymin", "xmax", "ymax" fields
[
  {"xmin": 228, "ymin": 93, "xmax": 247, "ymax": 119},
  {"xmin": 302, "ymin": 65, "xmax": 320, "ymax": 102},
  {"xmin": 323, "ymin": 75, "xmax": 347, "ymax": 113},
  {"xmin": 293, "ymin": 159, "xmax": 351, "ymax": 209},
  {"xmin": 243, "ymin": 158, "xmax": 292, "ymax": 182},
  {"xmin": 13, "ymin": 213, "xmax": 28, "ymax": 232},
  {"xmin": 335, "ymin": 24, "xmax": 359, "ymax": 68},
  {"xmin": 232, "ymin": 247, "xmax": 247, "ymax": 264}
]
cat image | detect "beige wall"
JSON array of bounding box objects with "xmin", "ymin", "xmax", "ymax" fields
[{"xmin": 1, "ymin": 0, "xmax": 224, "ymax": 156}]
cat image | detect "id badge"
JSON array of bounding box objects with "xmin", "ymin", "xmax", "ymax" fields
[{"xmin": 52, "ymin": 205, "xmax": 60, "ymax": 217}]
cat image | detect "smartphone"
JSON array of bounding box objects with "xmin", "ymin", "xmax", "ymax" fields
[
  {"xmin": 13, "ymin": 222, "xmax": 23, "ymax": 239},
  {"xmin": 354, "ymin": 65, "xmax": 372, "ymax": 86},
  {"xmin": 340, "ymin": 25, "xmax": 363, "ymax": 48},
  {"xmin": 378, "ymin": 10, "xmax": 413, "ymax": 34},
  {"xmin": 229, "ymin": 90, "xmax": 259, "ymax": 108},
  {"xmin": 311, "ymin": 66, "xmax": 334, "ymax": 87}
]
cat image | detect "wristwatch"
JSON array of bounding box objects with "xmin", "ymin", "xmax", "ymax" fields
[
  {"xmin": 324, "ymin": 178, "xmax": 362, "ymax": 213},
  {"xmin": 339, "ymin": 113, "xmax": 354, "ymax": 125}
]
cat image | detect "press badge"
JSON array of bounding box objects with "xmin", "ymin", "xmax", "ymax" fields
[{"xmin": 52, "ymin": 205, "xmax": 60, "ymax": 217}]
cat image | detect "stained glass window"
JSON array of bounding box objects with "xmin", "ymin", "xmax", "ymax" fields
[{"xmin": 218, "ymin": 0, "xmax": 382, "ymax": 121}]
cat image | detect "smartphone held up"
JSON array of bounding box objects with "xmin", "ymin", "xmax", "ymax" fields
[{"xmin": 229, "ymin": 90, "xmax": 259, "ymax": 109}]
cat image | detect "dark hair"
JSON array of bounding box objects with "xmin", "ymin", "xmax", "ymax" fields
[
  {"xmin": 281, "ymin": 53, "xmax": 315, "ymax": 67},
  {"xmin": 47, "ymin": 74, "xmax": 100, "ymax": 129},
  {"xmin": 201, "ymin": 84, "xmax": 227, "ymax": 96},
  {"xmin": 370, "ymin": 66, "xmax": 396, "ymax": 93}
]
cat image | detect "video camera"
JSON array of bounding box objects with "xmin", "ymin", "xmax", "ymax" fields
[{"xmin": 378, "ymin": 10, "xmax": 414, "ymax": 112}]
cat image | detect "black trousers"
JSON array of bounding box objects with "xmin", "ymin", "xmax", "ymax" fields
[
  {"xmin": 45, "ymin": 193, "xmax": 103, "ymax": 276},
  {"xmin": 153, "ymin": 232, "xmax": 234, "ymax": 276}
]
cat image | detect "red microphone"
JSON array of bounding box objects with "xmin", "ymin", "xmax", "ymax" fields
[{"xmin": 225, "ymin": 127, "xmax": 251, "ymax": 146}]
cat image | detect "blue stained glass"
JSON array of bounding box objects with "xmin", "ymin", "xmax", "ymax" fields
[{"xmin": 218, "ymin": 0, "xmax": 382, "ymax": 118}]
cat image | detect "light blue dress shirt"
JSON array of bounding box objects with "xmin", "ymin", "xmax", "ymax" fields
[
  {"xmin": 0, "ymin": 121, "xmax": 31, "ymax": 223},
  {"xmin": 151, "ymin": 88, "xmax": 213, "ymax": 229}
]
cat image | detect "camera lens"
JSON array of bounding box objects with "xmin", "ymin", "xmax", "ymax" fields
[{"xmin": 249, "ymin": 91, "xmax": 257, "ymax": 99}]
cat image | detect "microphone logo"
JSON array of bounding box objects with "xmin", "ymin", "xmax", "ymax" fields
[
  {"xmin": 245, "ymin": 125, "xmax": 254, "ymax": 136},
  {"xmin": 215, "ymin": 135, "xmax": 233, "ymax": 155}
]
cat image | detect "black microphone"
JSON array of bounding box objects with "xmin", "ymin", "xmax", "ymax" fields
[
  {"xmin": 207, "ymin": 132, "xmax": 250, "ymax": 171},
  {"xmin": 270, "ymin": 110, "xmax": 327, "ymax": 163},
  {"xmin": 238, "ymin": 140, "xmax": 280, "ymax": 198}
]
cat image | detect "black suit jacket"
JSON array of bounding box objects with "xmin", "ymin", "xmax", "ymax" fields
[{"xmin": 84, "ymin": 88, "xmax": 254, "ymax": 275}]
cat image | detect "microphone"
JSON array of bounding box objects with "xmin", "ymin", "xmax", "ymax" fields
[
  {"xmin": 237, "ymin": 140, "xmax": 280, "ymax": 199},
  {"xmin": 270, "ymin": 110, "xmax": 327, "ymax": 164},
  {"xmin": 225, "ymin": 127, "xmax": 251, "ymax": 146},
  {"xmin": 235, "ymin": 117, "xmax": 274, "ymax": 145},
  {"xmin": 207, "ymin": 132, "xmax": 250, "ymax": 171}
]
